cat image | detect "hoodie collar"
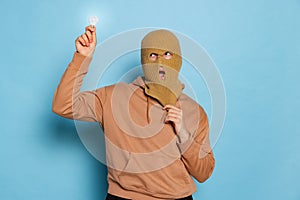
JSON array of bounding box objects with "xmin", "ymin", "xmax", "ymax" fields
[
  {"xmin": 132, "ymin": 76, "xmax": 146, "ymax": 88},
  {"xmin": 132, "ymin": 76, "xmax": 185, "ymax": 90}
]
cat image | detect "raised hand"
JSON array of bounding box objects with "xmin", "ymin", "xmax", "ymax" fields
[{"xmin": 75, "ymin": 25, "xmax": 97, "ymax": 57}]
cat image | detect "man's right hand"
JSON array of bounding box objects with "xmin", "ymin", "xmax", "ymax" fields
[{"xmin": 75, "ymin": 25, "xmax": 97, "ymax": 57}]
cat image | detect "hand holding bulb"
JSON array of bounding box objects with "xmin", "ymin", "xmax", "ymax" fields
[{"xmin": 75, "ymin": 16, "xmax": 98, "ymax": 57}]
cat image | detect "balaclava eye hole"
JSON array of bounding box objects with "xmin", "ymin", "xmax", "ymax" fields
[{"xmin": 149, "ymin": 51, "xmax": 173, "ymax": 61}]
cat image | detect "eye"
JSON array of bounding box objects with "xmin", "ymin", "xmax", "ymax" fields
[
  {"xmin": 164, "ymin": 51, "xmax": 173, "ymax": 60},
  {"xmin": 149, "ymin": 53, "xmax": 158, "ymax": 61}
]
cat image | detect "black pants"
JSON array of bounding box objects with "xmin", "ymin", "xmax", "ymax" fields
[{"xmin": 106, "ymin": 193, "xmax": 193, "ymax": 200}]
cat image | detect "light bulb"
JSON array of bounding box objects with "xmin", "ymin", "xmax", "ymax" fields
[{"xmin": 89, "ymin": 16, "xmax": 99, "ymax": 26}]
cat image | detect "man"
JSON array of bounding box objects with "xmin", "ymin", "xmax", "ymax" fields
[{"xmin": 52, "ymin": 25, "xmax": 215, "ymax": 200}]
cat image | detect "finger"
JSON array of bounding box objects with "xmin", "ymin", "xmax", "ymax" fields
[
  {"xmin": 165, "ymin": 109, "xmax": 182, "ymax": 118},
  {"xmin": 76, "ymin": 37, "xmax": 86, "ymax": 47},
  {"xmin": 91, "ymin": 29, "xmax": 96, "ymax": 44},
  {"xmin": 166, "ymin": 113, "xmax": 181, "ymax": 120},
  {"xmin": 164, "ymin": 105, "xmax": 181, "ymax": 111},
  {"xmin": 85, "ymin": 25, "xmax": 97, "ymax": 45},
  {"xmin": 92, "ymin": 27, "xmax": 96, "ymax": 38},
  {"xmin": 165, "ymin": 116, "xmax": 180, "ymax": 123},
  {"xmin": 76, "ymin": 35, "xmax": 86, "ymax": 46},
  {"xmin": 85, "ymin": 30, "xmax": 93, "ymax": 43},
  {"xmin": 86, "ymin": 25, "xmax": 96, "ymax": 32},
  {"xmin": 167, "ymin": 109, "xmax": 182, "ymax": 115},
  {"xmin": 81, "ymin": 34, "xmax": 90, "ymax": 46},
  {"xmin": 86, "ymin": 26, "xmax": 96, "ymax": 41}
]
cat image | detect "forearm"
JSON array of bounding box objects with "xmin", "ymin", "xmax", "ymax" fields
[
  {"xmin": 177, "ymin": 106, "xmax": 215, "ymax": 183},
  {"xmin": 52, "ymin": 52, "xmax": 92, "ymax": 118},
  {"xmin": 179, "ymin": 139, "xmax": 215, "ymax": 183}
]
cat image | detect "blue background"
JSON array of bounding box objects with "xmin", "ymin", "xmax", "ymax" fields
[{"xmin": 1, "ymin": 0, "xmax": 299, "ymax": 199}]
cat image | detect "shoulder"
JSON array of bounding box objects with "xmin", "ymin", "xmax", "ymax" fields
[
  {"xmin": 179, "ymin": 94, "xmax": 208, "ymax": 133},
  {"xmin": 95, "ymin": 81, "xmax": 142, "ymax": 99},
  {"xmin": 179, "ymin": 94, "xmax": 206, "ymax": 114},
  {"xmin": 95, "ymin": 76, "xmax": 144, "ymax": 94}
]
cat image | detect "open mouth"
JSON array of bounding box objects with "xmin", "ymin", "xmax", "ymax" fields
[{"xmin": 159, "ymin": 66, "xmax": 166, "ymax": 80}]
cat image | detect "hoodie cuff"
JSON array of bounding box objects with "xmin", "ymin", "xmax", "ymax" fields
[
  {"xmin": 69, "ymin": 51, "xmax": 93, "ymax": 71},
  {"xmin": 177, "ymin": 137, "xmax": 212, "ymax": 159},
  {"xmin": 177, "ymin": 137, "xmax": 192, "ymax": 153}
]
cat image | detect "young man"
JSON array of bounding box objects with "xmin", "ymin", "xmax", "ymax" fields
[{"xmin": 52, "ymin": 25, "xmax": 215, "ymax": 200}]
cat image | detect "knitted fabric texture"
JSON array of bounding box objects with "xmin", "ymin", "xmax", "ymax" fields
[{"xmin": 141, "ymin": 29, "xmax": 183, "ymax": 106}]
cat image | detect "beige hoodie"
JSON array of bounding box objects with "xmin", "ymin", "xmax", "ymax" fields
[{"xmin": 52, "ymin": 52, "xmax": 215, "ymax": 200}]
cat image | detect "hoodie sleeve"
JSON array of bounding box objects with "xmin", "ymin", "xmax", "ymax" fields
[
  {"xmin": 177, "ymin": 106, "xmax": 215, "ymax": 183},
  {"xmin": 52, "ymin": 52, "xmax": 105, "ymax": 124}
]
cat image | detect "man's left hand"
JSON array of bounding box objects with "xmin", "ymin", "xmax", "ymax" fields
[
  {"xmin": 163, "ymin": 104, "xmax": 183, "ymax": 134},
  {"xmin": 164, "ymin": 104, "xmax": 191, "ymax": 143}
]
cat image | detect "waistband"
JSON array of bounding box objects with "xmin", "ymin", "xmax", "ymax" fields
[{"xmin": 106, "ymin": 193, "xmax": 193, "ymax": 200}]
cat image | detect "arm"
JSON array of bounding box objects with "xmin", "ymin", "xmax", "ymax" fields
[
  {"xmin": 52, "ymin": 26, "xmax": 105, "ymax": 123},
  {"xmin": 178, "ymin": 108, "xmax": 215, "ymax": 183},
  {"xmin": 164, "ymin": 105, "xmax": 215, "ymax": 183}
]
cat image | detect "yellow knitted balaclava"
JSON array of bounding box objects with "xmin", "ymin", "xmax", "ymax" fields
[{"xmin": 141, "ymin": 30, "xmax": 183, "ymax": 106}]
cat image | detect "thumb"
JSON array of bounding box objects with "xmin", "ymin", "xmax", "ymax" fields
[
  {"xmin": 175, "ymin": 101, "xmax": 181, "ymax": 109},
  {"xmin": 91, "ymin": 26, "xmax": 97, "ymax": 44},
  {"xmin": 86, "ymin": 25, "xmax": 97, "ymax": 44}
]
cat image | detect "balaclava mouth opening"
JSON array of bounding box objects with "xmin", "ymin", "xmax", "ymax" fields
[{"xmin": 141, "ymin": 29, "xmax": 183, "ymax": 106}]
